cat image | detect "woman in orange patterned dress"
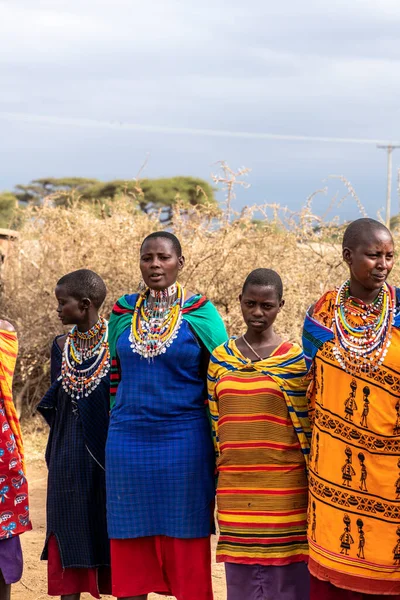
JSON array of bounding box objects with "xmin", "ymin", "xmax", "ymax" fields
[{"xmin": 303, "ymin": 217, "xmax": 400, "ymax": 599}]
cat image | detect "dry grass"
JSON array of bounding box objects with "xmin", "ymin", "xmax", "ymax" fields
[{"xmin": 1, "ymin": 180, "xmax": 400, "ymax": 415}]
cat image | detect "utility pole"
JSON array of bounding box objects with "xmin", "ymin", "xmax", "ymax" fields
[{"xmin": 377, "ymin": 144, "xmax": 400, "ymax": 229}]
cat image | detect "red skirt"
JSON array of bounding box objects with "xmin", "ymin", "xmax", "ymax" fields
[
  {"xmin": 311, "ymin": 575, "xmax": 400, "ymax": 600},
  {"xmin": 111, "ymin": 535, "xmax": 214, "ymax": 599},
  {"xmin": 47, "ymin": 535, "xmax": 111, "ymax": 599}
]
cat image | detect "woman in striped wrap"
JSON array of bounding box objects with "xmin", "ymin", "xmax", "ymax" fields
[
  {"xmin": 0, "ymin": 320, "xmax": 31, "ymax": 600},
  {"xmin": 208, "ymin": 269, "xmax": 310, "ymax": 600}
]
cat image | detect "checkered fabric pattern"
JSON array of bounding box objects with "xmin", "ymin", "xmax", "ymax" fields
[
  {"xmin": 37, "ymin": 339, "xmax": 110, "ymax": 568},
  {"xmin": 106, "ymin": 321, "xmax": 215, "ymax": 539}
]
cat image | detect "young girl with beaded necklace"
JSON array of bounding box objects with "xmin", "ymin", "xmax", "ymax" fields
[
  {"xmin": 303, "ymin": 218, "xmax": 400, "ymax": 600},
  {"xmin": 106, "ymin": 231, "xmax": 228, "ymax": 600},
  {"xmin": 37, "ymin": 269, "xmax": 111, "ymax": 600}
]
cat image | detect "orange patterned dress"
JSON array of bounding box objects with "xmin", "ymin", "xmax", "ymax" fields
[{"xmin": 303, "ymin": 287, "xmax": 400, "ymax": 594}]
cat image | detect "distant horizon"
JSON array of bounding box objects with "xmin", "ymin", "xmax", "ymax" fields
[
  {"xmin": 2, "ymin": 167, "xmax": 397, "ymax": 225},
  {"xmin": 2, "ymin": 112, "xmax": 398, "ymax": 224},
  {"xmin": 3, "ymin": 164, "xmax": 396, "ymax": 226}
]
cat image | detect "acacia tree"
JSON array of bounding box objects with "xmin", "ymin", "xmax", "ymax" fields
[
  {"xmin": 10, "ymin": 176, "xmax": 217, "ymax": 224},
  {"xmin": 13, "ymin": 178, "xmax": 99, "ymax": 204},
  {"xmin": 79, "ymin": 177, "xmax": 217, "ymax": 222}
]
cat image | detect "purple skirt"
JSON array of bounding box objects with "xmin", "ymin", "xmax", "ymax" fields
[
  {"xmin": 225, "ymin": 562, "xmax": 310, "ymax": 600},
  {"xmin": 0, "ymin": 536, "xmax": 23, "ymax": 584}
]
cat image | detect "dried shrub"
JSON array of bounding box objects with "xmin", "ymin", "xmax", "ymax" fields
[{"xmin": 1, "ymin": 184, "xmax": 399, "ymax": 417}]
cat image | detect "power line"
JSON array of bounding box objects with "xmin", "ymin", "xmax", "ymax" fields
[
  {"xmin": 377, "ymin": 144, "xmax": 400, "ymax": 228},
  {"xmin": 1, "ymin": 111, "xmax": 400, "ymax": 146},
  {"xmin": 3, "ymin": 111, "xmax": 400, "ymax": 218}
]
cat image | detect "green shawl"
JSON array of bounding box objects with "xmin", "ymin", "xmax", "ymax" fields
[{"xmin": 109, "ymin": 292, "xmax": 228, "ymax": 408}]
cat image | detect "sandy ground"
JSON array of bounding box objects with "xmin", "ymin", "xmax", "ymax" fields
[{"xmin": 11, "ymin": 423, "xmax": 227, "ymax": 600}]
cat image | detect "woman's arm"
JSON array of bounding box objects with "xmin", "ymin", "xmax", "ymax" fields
[
  {"xmin": 207, "ymin": 353, "xmax": 220, "ymax": 461},
  {"xmin": 36, "ymin": 338, "xmax": 63, "ymax": 429},
  {"xmin": 51, "ymin": 336, "xmax": 64, "ymax": 384},
  {"xmin": 306, "ymin": 363, "xmax": 317, "ymax": 431}
]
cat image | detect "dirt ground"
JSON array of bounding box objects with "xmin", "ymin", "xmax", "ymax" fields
[{"xmin": 12, "ymin": 423, "xmax": 227, "ymax": 600}]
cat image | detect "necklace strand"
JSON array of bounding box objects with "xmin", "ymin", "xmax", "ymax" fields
[
  {"xmin": 61, "ymin": 316, "xmax": 110, "ymax": 400},
  {"xmin": 333, "ymin": 280, "xmax": 394, "ymax": 374},
  {"xmin": 129, "ymin": 282, "xmax": 184, "ymax": 360},
  {"xmin": 242, "ymin": 335, "xmax": 265, "ymax": 361}
]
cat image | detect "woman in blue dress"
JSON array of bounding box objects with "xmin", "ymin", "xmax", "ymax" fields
[{"xmin": 106, "ymin": 231, "xmax": 227, "ymax": 600}]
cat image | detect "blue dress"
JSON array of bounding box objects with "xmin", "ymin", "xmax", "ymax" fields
[{"xmin": 106, "ymin": 315, "xmax": 215, "ymax": 539}]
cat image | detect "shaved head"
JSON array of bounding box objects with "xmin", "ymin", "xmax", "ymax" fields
[
  {"xmin": 57, "ymin": 269, "xmax": 107, "ymax": 309},
  {"xmin": 342, "ymin": 217, "xmax": 395, "ymax": 301},
  {"xmin": 342, "ymin": 218, "xmax": 392, "ymax": 250},
  {"xmin": 242, "ymin": 268, "xmax": 283, "ymax": 300},
  {"xmin": 141, "ymin": 231, "xmax": 182, "ymax": 256}
]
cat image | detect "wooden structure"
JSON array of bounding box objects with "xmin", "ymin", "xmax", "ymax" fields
[{"xmin": 0, "ymin": 228, "xmax": 19, "ymax": 271}]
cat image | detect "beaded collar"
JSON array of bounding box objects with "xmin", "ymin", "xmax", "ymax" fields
[
  {"xmin": 149, "ymin": 283, "xmax": 177, "ymax": 298},
  {"xmin": 129, "ymin": 282, "xmax": 184, "ymax": 360},
  {"xmin": 332, "ymin": 280, "xmax": 394, "ymax": 374},
  {"xmin": 61, "ymin": 316, "xmax": 110, "ymax": 400}
]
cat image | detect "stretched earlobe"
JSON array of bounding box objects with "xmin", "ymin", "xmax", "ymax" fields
[{"xmin": 343, "ymin": 248, "xmax": 352, "ymax": 265}]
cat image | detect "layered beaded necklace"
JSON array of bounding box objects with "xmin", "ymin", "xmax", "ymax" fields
[
  {"xmin": 333, "ymin": 280, "xmax": 395, "ymax": 374},
  {"xmin": 61, "ymin": 316, "xmax": 110, "ymax": 400},
  {"xmin": 129, "ymin": 282, "xmax": 184, "ymax": 360}
]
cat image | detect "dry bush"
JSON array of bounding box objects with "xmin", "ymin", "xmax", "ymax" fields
[{"xmin": 1, "ymin": 189, "xmax": 399, "ymax": 416}]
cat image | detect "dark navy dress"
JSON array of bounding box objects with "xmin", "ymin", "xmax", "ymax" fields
[
  {"xmin": 37, "ymin": 338, "xmax": 110, "ymax": 568},
  {"xmin": 106, "ymin": 315, "xmax": 215, "ymax": 540}
]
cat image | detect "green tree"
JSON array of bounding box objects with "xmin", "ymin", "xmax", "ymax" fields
[
  {"xmin": 0, "ymin": 192, "xmax": 19, "ymax": 228},
  {"xmin": 12, "ymin": 176, "xmax": 217, "ymax": 223},
  {"xmin": 80, "ymin": 176, "xmax": 216, "ymax": 222},
  {"xmin": 14, "ymin": 177, "xmax": 99, "ymax": 205}
]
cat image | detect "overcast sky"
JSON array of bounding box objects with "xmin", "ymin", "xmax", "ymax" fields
[{"xmin": 1, "ymin": 0, "xmax": 400, "ymax": 220}]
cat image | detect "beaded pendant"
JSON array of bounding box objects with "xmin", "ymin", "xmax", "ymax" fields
[
  {"xmin": 61, "ymin": 316, "xmax": 110, "ymax": 400},
  {"xmin": 129, "ymin": 282, "xmax": 184, "ymax": 360},
  {"xmin": 333, "ymin": 280, "xmax": 394, "ymax": 375}
]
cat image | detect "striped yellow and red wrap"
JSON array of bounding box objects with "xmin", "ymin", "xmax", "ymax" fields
[
  {"xmin": 208, "ymin": 338, "xmax": 310, "ymax": 565},
  {"xmin": 0, "ymin": 329, "xmax": 26, "ymax": 473}
]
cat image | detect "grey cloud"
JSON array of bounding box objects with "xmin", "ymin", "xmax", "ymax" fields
[{"xmin": 1, "ymin": 0, "xmax": 400, "ymax": 221}]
